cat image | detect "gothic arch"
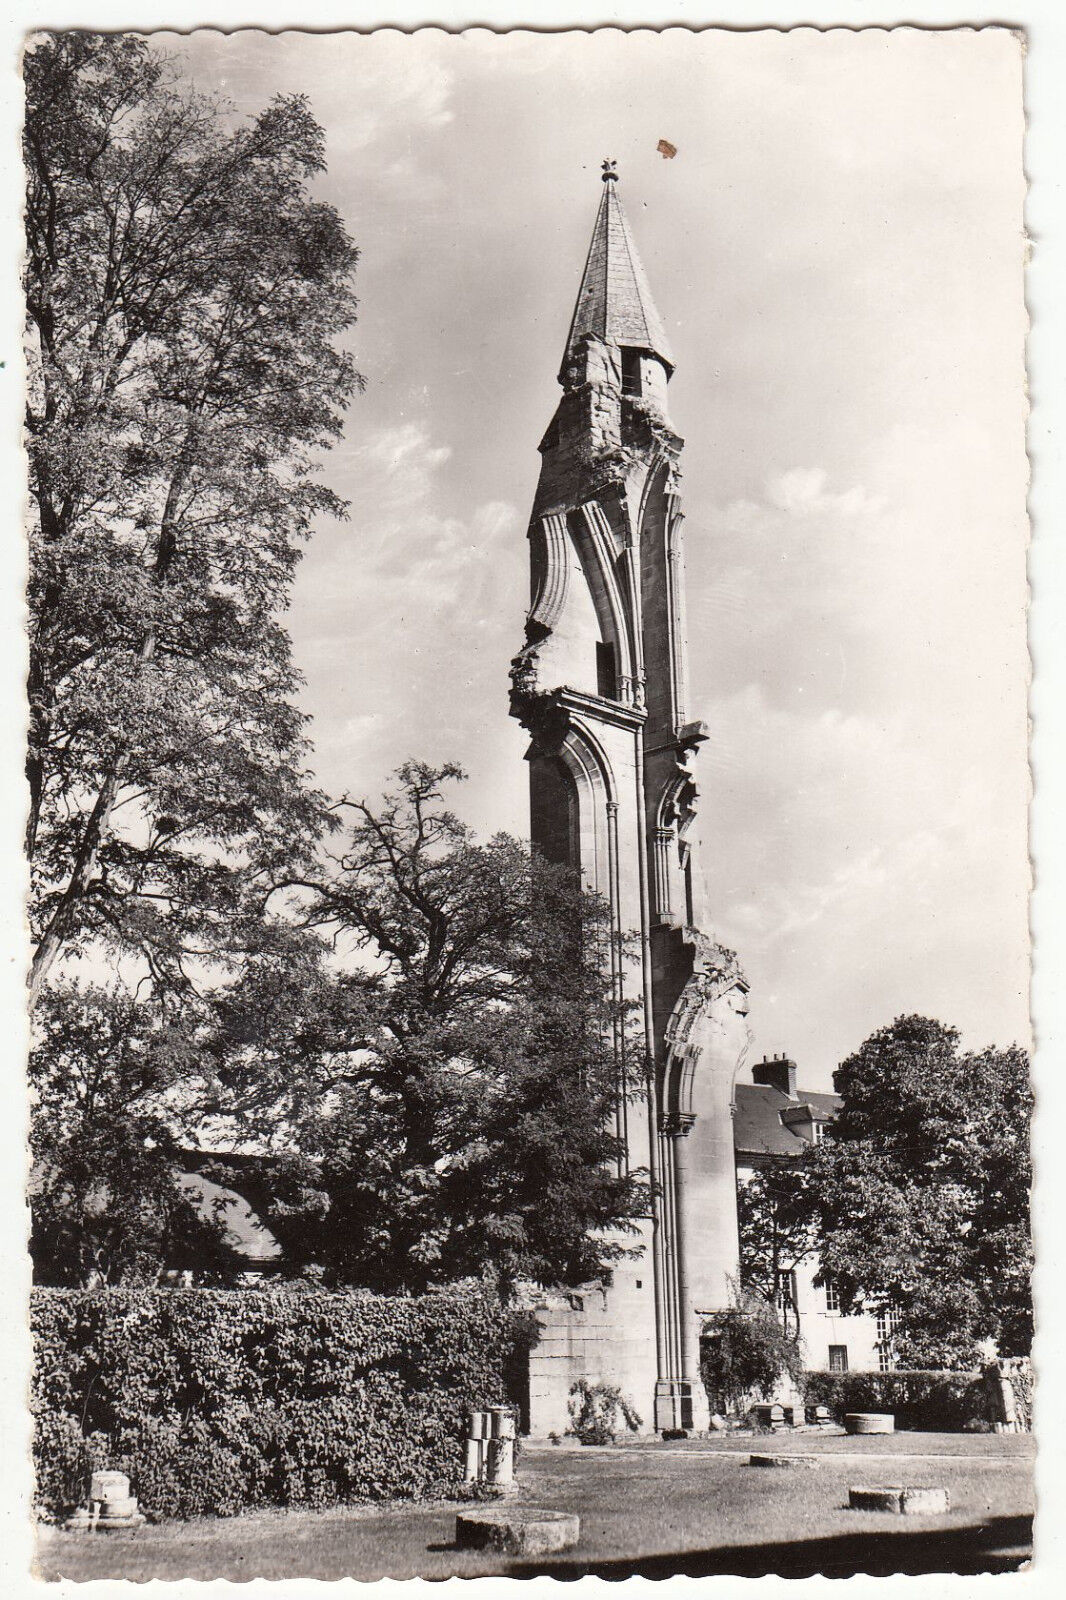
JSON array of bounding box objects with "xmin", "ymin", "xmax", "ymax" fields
[
  {"xmin": 527, "ymin": 511, "xmax": 570, "ymax": 635},
  {"xmin": 568, "ymin": 504, "xmax": 637, "ymax": 701},
  {"xmin": 554, "ymin": 716, "xmax": 616, "ymax": 900},
  {"xmin": 661, "ymin": 940, "xmax": 751, "ymax": 1125}
]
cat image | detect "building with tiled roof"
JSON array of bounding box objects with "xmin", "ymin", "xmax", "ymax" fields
[{"xmin": 733, "ymin": 1053, "xmax": 894, "ymax": 1374}]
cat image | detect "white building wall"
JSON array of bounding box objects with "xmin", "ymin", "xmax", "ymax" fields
[
  {"xmin": 789, "ymin": 1255, "xmax": 886, "ymax": 1373},
  {"xmin": 735, "ymin": 1157, "xmax": 890, "ymax": 1375}
]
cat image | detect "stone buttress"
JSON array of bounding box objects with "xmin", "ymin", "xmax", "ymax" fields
[{"xmin": 510, "ymin": 166, "xmax": 751, "ymax": 1434}]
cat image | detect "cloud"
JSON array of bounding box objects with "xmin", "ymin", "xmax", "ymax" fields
[
  {"xmin": 337, "ymin": 48, "xmax": 454, "ymax": 149},
  {"xmin": 362, "ymin": 423, "xmax": 452, "ymax": 479},
  {"xmin": 698, "ymin": 683, "xmax": 1029, "ymax": 1071},
  {"xmin": 687, "ymin": 467, "xmax": 899, "ymax": 724},
  {"xmin": 765, "ymin": 467, "xmax": 884, "ymax": 518},
  {"xmin": 290, "ymin": 420, "xmax": 524, "ymax": 804},
  {"xmin": 311, "ymin": 421, "xmax": 515, "ymax": 613}
]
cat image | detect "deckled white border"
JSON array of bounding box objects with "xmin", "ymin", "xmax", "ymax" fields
[{"xmin": 1, "ymin": 4, "xmax": 1062, "ymax": 1598}]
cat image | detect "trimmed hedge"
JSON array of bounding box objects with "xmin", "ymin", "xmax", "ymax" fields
[
  {"xmin": 803, "ymin": 1369, "xmax": 995, "ymax": 1433},
  {"xmin": 32, "ymin": 1286, "xmax": 522, "ymax": 1522}
]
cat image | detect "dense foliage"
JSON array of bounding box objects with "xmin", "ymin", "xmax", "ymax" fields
[
  {"xmin": 700, "ymin": 1289, "xmax": 805, "ymax": 1415},
  {"xmin": 567, "ymin": 1380, "xmax": 642, "ymax": 1445},
  {"xmin": 32, "ymin": 1286, "xmax": 523, "ymax": 1520},
  {"xmin": 808, "ymin": 1016, "xmax": 1032, "ymax": 1367},
  {"xmin": 802, "ymin": 1369, "xmax": 996, "ymax": 1433},
  {"xmin": 24, "ymin": 33, "xmax": 360, "ymax": 1002},
  {"xmin": 29, "ymin": 984, "xmax": 240, "ymax": 1285},
  {"xmin": 30, "ymin": 766, "xmax": 649, "ymax": 1296},
  {"xmin": 193, "ymin": 763, "xmax": 649, "ymax": 1295}
]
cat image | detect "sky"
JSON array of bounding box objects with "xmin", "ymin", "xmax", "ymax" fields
[{"xmin": 158, "ymin": 26, "xmax": 1029, "ymax": 1090}]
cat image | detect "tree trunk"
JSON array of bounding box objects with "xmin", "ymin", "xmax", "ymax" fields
[
  {"xmin": 28, "ymin": 763, "xmax": 123, "ymax": 1005},
  {"xmin": 27, "ymin": 437, "xmax": 192, "ymax": 1007}
]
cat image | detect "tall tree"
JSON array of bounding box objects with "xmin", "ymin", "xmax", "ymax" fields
[
  {"xmin": 809, "ymin": 1015, "xmax": 1032, "ymax": 1366},
  {"xmin": 24, "ymin": 34, "xmax": 360, "ymax": 1003},
  {"xmin": 737, "ymin": 1159, "xmax": 820, "ymax": 1339},
  {"xmin": 194, "ymin": 763, "xmax": 649, "ymax": 1295}
]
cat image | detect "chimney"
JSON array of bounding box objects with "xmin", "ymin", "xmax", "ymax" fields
[{"xmin": 752, "ymin": 1052, "xmax": 798, "ymax": 1098}]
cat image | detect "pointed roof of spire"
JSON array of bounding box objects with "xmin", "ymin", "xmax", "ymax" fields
[{"xmin": 560, "ymin": 164, "xmax": 675, "ymax": 382}]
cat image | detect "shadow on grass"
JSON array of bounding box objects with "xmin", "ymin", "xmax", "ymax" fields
[{"xmin": 502, "ymin": 1514, "xmax": 1032, "ymax": 1580}]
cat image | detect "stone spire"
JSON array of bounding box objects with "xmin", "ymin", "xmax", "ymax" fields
[
  {"xmin": 512, "ymin": 171, "xmax": 750, "ymax": 1440},
  {"xmin": 559, "ymin": 162, "xmax": 675, "ymax": 384}
]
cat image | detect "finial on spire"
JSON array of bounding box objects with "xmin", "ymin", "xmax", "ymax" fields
[{"xmin": 601, "ymin": 159, "xmax": 618, "ymax": 183}]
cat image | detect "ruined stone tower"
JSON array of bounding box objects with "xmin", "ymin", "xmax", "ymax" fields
[{"xmin": 510, "ymin": 164, "xmax": 752, "ymax": 1435}]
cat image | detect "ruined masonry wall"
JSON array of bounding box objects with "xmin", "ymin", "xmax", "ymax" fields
[{"xmin": 526, "ymin": 1227, "xmax": 659, "ymax": 1437}]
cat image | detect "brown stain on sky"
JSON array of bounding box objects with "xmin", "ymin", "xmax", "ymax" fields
[{"xmin": 657, "ymin": 139, "xmax": 677, "ymax": 159}]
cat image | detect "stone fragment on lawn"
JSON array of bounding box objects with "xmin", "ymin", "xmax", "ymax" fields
[
  {"xmin": 848, "ymin": 1485, "xmax": 949, "ymax": 1515},
  {"xmin": 844, "ymin": 1412, "xmax": 895, "ymax": 1435},
  {"xmin": 849, "ymin": 1486, "xmax": 905, "ymax": 1513},
  {"xmin": 455, "ymin": 1507, "xmax": 581, "ymax": 1556},
  {"xmin": 749, "ymin": 1453, "xmax": 819, "ymax": 1469},
  {"xmin": 901, "ymin": 1486, "xmax": 950, "ymax": 1515},
  {"xmin": 750, "ymin": 1403, "xmax": 789, "ymax": 1431}
]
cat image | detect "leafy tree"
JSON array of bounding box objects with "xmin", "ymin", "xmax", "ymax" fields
[
  {"xmin": 700, "ymin": 1285, "xmax": 806, "ymax": 1415},
  {"xmin": 29, "ymin": 983, "xmax": 242, "ymax": 1285},
  {"xmin": 24, "ymin": 33, "xmax": 361, "ymax": 1003},
  {"xmin": 809, "ymin": 1015, "xmax": 1032, "ymax": 1367},
  {"xmin": 737, "ymin": 1159, "xmax": 820, "ymax": 1338},
  {"xmin": 194, "ymin": 763, "xmax": 649, "ymax": 1295}
]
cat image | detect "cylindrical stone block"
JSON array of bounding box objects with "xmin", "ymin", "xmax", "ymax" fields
[
  {"xmin": 489, "ymin": 1406, "xmax": 516, "ymax": 1441},
  {"xmin": 901, "ymin": 1486, "xmax": 949, "ymax": 1515},
  {"xmin": 468, "ymin": 1411, "xmax": 488, "ymax": 1440},
  {"xmin": 99, "ymin": 1495, "xmax": 139, "ymax": 1518},
  {"xmin": 849, "ymin": 1486, "xmax": 904, "ymax": 1513},
  {"xmin": 844, "ymin": 1412, "xmax": 895, "ymax": 1435},
  {"xmin": 463, "ymin": 1438, "xmax": 480, "ymax": 1482},
  {"xmin": 90, "ymin": 1471, "xmax": 129, "ymax": 1503},
  {"xmin": 455, "ymin": 1508, "xmax": 580, "ymax": 1556},
  {"xmin": 486, "ymin": 1437, "xmax": 515, "ymax": 1485}
]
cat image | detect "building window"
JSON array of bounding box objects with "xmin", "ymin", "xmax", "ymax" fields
[
  {"xmin": 823, "ymin": 1276, "xmax": 840, "ymax": 1314},
  {"xmin": 621, "ymin": 347, "xmax": 642, "ymax": 397},
  {"xmin": 775, "ymin": 1270, "xmax": 797, "ymax": 1313},
  {"xmin": 596, "ymin": 640, "xmax": 617, "ymax": 699},
  {"xmin": 828, "ymin": 1344, "xmax": 849, "ymax": 1374},
  {"xmin": 875, "ymin": 1306, "xmax": 900, "ymax": 1374}
]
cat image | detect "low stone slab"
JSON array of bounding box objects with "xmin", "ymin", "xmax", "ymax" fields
[
  {"xmin": 455, "ymin": 1507, "xmax": 580, "ymax": 1557},
  {"xmin": 749, "ymin": 1453, "xmax": 819, "ymax": 1470},
  {"xmin": 65, "ymin": 1508, "xmax": 145, "ymax": 1532},
  {"xmin": 849, "ymin": 1486, "xmax": 949, "ymax": 1516},
  {"xmin": 901, "ymin": 1486, "xmax": 950, "ymax": 1515},
  {"xmin": 844, "ymin": 1412, "xmax": 895, "ymax": 1435}
]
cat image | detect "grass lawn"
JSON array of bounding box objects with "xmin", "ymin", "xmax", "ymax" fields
[{"xmin": 36, "ymin": 1431, "xmax": 1034, "ymax": 1583}]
